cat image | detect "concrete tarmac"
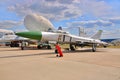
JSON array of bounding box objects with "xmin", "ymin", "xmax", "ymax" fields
[{"xmin": 0, "ymin": 47, "xmax": 120, "ymax": 80}]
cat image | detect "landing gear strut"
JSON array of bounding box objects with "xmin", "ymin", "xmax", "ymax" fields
[
  {"xmin": 92, "ymin": 44, "xmax": 97, "ymax": 52},
  {"xmin": 70, "ymin": 44, "xmax": 75, "ymax": 51}
]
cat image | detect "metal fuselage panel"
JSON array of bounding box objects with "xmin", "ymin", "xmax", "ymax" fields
[{"xmin": 41, "ymin": 32, "xmax": 103, "ymax": 44}]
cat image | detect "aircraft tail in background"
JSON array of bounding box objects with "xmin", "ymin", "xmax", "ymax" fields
[
  {"xmin": 78, "ymin": 27, "xmax": 87, "ymax": 37},
  {"xmin": 91, "ymin": 30, "xmax": 103, "ymax": 40}
]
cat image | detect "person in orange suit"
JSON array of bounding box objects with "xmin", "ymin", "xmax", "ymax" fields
[{"xmin": 55, "ymin": 43, "xmax": 63, "ymax": 57}]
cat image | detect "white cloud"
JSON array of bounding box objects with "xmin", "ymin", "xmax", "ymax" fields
[
  {"xmin": 78, "ymin": 0, "xmax": 112, "ymax": 17},
  {"xmin": 66, "ymin": 20, "xmax": 113, "ymax": 28},
  {"xmin": 109, "ymin": 17, "xmax": 120, "ymax": 24},
  {"xmin": 76, "ymin": 0, "xmax": 111, "ymax": 17},
  {"xmin": 7, "ymin": 0, "xmax": 80, "ymax": 20},
  {"xmin": 101, "ymin": 29, "xmax": 120, "ymax": 39},
  {"xmin": 2, "ymin": 0, "xmax": 120, "ymax": 38},
  {"xmin": 7, "ymin": 0, "xmax": 112, "ymax": 21},
  {"xmin": 0, "ymin": 20, "xmax": 23, "ymax": 29}
]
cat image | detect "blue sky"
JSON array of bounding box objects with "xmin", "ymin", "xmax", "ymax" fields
[{"xmin": 0, "ymin": 0, "xmax": 120, "ymax": 39}]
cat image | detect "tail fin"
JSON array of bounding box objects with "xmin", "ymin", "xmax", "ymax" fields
[{"xmin": 91, "ymin": 30, "xmax": 102, "ymax": 39}]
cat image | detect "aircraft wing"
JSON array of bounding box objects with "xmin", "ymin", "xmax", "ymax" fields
[
  {"xmin": 75, "ymin": 39, "xmax": 107, "ymax": 45},
  {"xmin": 14, "ymin": 36, "xmax": 28, "ymax": 41}
]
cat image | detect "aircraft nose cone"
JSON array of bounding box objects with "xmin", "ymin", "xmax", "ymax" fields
[{"xmin": 16, "ymin": 31, "xmax": 42, "ymax": 40}]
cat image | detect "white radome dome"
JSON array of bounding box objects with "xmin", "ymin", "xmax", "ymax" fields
[{"xmin": 24, "ymin": 14, "xmax": 54, "ymax": 31}]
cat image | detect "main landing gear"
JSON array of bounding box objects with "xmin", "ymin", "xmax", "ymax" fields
[
  {"xmin": 92, "ymin": 44, "xmax": 97, "ymax": 52},
  {"xmin": 70, "ymin": 44, "xmax": 75, "ymax": 51}
]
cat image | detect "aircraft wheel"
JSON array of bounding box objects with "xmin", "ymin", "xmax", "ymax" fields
[
  {"xmin": 92, "ymin": 48, "xmax": 96, "ymax": 52},
  {"xmin": 70, "ymin": 44, "xmax": 75, "ymax": 51},
  {"xmin": 92, "ymin": 44, "xmax": 96, "ymax": 52},
  {"xmin": 103, "ymin": 45, "xmax": 107, "ymax": 48},
  {"xmin": 47, "ymin": 45, "xmax": 51, "ymax": 49},
  {"xmin": 55, "ymin": 49, "xmax": 58, "ymax": 54},
  {"xmin": 21, "ymin": 46, "xmax": 24, "ymax": 50},
  {"xmin": 37, "ymin": 45, "xmax": 42, "ymax": 49}
]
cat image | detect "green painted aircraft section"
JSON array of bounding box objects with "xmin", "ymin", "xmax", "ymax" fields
[{"xmin": 16, "ymin": 31, "xmax": 42, "ymax": 40}]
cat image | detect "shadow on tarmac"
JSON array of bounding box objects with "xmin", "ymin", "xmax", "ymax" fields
[
  {"xmin": 0, "ymin": 48, "xmax": 53, "ymax": 52},
  {"xmin": 0, "ymin": 48, "xmax": 106, "ymax": 59},
  {"xmin": 0, "ymin": 52, "xmax": 55, "ymax": 59}
]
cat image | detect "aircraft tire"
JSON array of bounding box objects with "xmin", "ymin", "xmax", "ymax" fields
[
  {"xmin": 92, "ymin": 44, "xmax": 96, "ymax": 52},
  {"xmin": 55, "ymin": 49, "xmax": 58, "ymax": 54},
  {"xmin": 21, "ymin": 46, "xmax": 24, "ymax": 50},
  {"xmin": 37, "ymin": 45, "xmax": 42, "ymax": 49},
  {"xmin": 47, "ymin": 45, "xmax": 51, "ymax": 49},
  {"xmin": 70, "ymin": 44, "xmax": 75, "ymax": 51}
]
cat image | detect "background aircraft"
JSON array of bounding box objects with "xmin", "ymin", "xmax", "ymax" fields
[{"xmin": 0, "ymin": 29, "xmax": 28, "ymax": 47}]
